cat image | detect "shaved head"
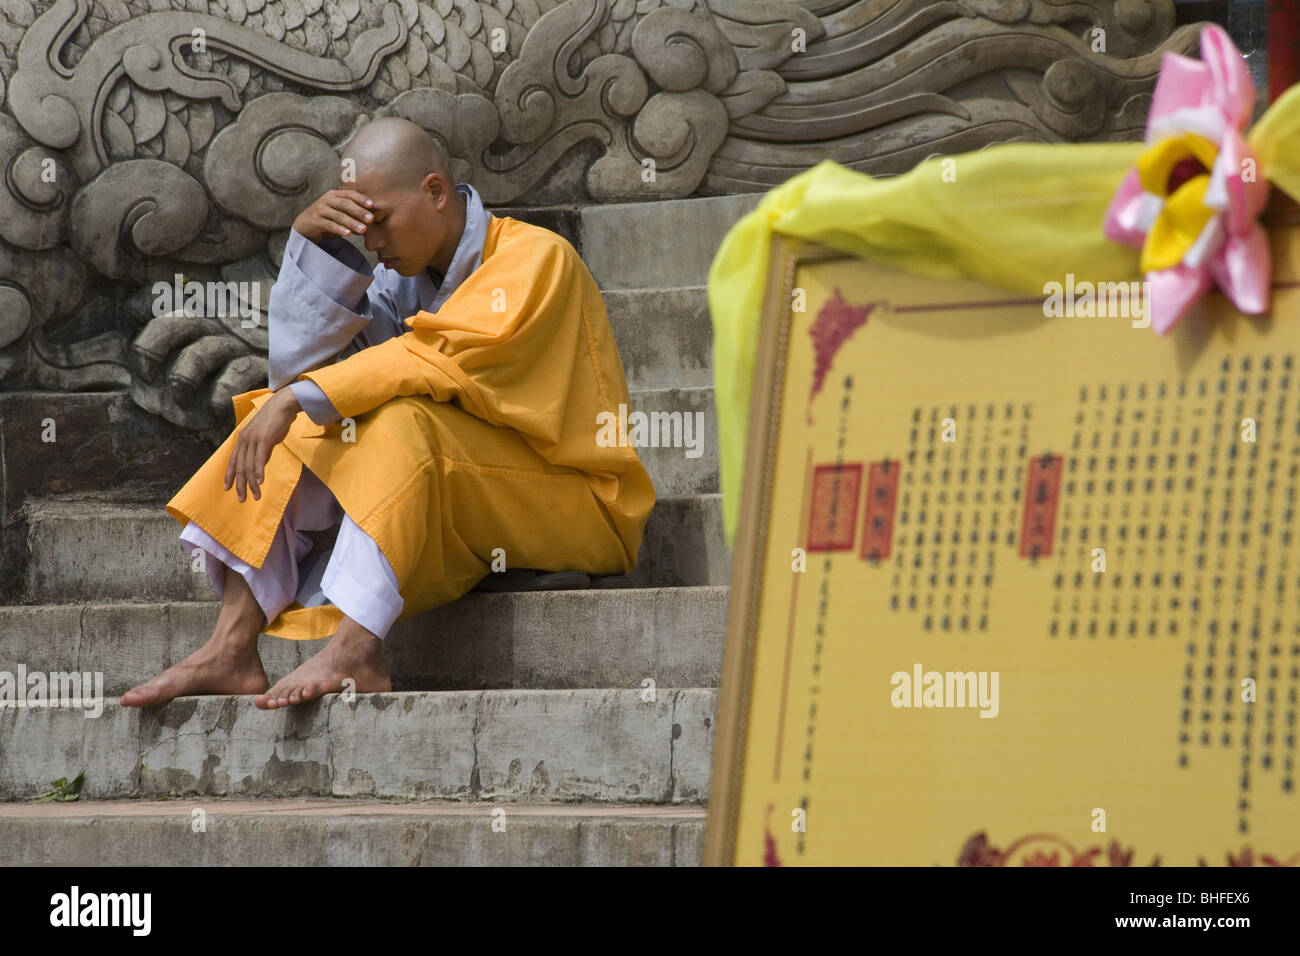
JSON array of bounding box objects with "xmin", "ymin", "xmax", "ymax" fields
[
  {"xmin": 341, "ymin": 117, "xmax": 452, "ymax": 192},
  {"xmin": 332, "ymin": 116, "xmax": 467, "ymax": 278}
]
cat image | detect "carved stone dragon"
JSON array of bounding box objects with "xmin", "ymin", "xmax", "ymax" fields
[{"xmin": 0, "ymin": 0, "xmax": 1197, "ymax": 431}]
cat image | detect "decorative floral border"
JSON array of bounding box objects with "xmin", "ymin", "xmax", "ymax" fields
[
  {"xmin": 959, "ymin": 831, "xmax": 1300, "ymax": 867},
  {"xmin": 757, "ymin": 816, "xmax": 1300, "ymax": 866}
]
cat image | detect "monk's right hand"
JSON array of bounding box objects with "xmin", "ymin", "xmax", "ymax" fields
[
  {"xmin": 225, "ymin": 388, "xmax": 301, "ymax": 502},
  {"xmin": 292, "ymin": 188, "xmax": 375, "ymax": 241}
]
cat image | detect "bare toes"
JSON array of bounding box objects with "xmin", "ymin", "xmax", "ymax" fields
[{"xmin": 122, "ymin": 681, "xmax": 166, "ymax": 707}]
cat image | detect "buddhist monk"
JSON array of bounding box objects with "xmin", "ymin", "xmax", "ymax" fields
[{"xmin": 120, "ymin": 117, "xmax": 655, "ymax": 710}]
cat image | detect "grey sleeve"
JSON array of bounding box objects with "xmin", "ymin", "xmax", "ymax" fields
[
  {"xmin": 267, "ymin": 229, "xmax": 381, "ymax": 391},
  {"xmin": 289, "ymin": 380, "xmax": 342, "ymax": 425}
]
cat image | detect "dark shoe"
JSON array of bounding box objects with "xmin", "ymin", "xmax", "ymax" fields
[{"xmin": 472, "ymin": 568, "xmax": 591, "ymax": 592}]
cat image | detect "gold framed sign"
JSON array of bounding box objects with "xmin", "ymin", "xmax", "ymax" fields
[{"xmin": 704, "ymin": 228, "xmax": 1300, "ymax": 867}]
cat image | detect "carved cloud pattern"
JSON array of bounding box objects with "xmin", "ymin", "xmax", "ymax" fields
[{"xmin": 0, "ymin": 0, "xmax": 1197, "ymax": 430}]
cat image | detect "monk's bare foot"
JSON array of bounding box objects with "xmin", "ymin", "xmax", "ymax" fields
[
  {"xmin": 120, "ymin": 641, "xmax": 268, "ymax": 707},
  {"xmin": 254, "ymin": 616, "xmax": 390, "ymax": 710}
]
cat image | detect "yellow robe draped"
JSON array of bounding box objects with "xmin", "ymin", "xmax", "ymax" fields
[{"xmin": 166, "ymin": 214, "xmax": 656, "ymax": 640}]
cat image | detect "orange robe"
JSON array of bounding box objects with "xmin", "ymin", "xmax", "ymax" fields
[{"xmin": 166, "ymin": 214, "xmax": 655, "ymax": 640}]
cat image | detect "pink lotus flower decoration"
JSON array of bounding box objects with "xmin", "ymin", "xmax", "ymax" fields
[{"xmin": 1103, "ymin": 23, "xmax": 1271, "ymax": 334}]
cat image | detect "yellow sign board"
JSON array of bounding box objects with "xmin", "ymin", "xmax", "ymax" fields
[{"xmin": 706, "ymin": 229, "xmax": 1300, "ymax": 866}]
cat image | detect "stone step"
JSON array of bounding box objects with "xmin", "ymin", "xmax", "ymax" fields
[
  {"xmin": 0, "ymin": 798, "xmax": 706, "ymax": 866},
  {"xmin": 627, "ymin": 385, "xmax": 717, "ymax": 496},
  {"xmin": 0, "ymin": 381, "xmax": 718, "ymax": 600},
  {"xmin": 21, "ymin": 494, "xmax": 730, "ymax": 603},
  {"xmin": 577, "ymin": 193, "xmax": 763, "ymax": 291},
  {"xmin": 1, "ymin": 587, "xmax": 729, "ymax": 695},
  {"xmin": 0, "ymin": 690, "xmax": 717, "ymax": 805},
  {"xmin": 0, "ymin": 383, "xmax": 716, "ymax": 502},
  {"xmin": 637, "ymin": 493, "xmax": 729, "ymax": 587},
  {"xmin": 605, "ymin": 286, "xmax": 712, "ymax": 391}
]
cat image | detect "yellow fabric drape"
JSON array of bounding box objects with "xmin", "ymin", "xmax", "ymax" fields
[
  {"xmin": 708, "ymin": 90, "xmax": 1300, "ymax": 546},
  {"xmin": 1248, "ymin": 84, "xmax": 1300, "ymax": 202}
]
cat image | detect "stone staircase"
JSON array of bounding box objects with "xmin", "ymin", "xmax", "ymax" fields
[{"xmin": 0, "ymin": 191, "xmax": 762, "ymax": 866}]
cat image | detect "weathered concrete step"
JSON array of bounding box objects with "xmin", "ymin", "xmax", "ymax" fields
[
  {"xmin": 0, "ymin": 384, "xmax": 716, "ymax": 502},
  {"xmin": 629, "ymin": 385, "xmax": 717, "ymax": 496},
  {"xmin": 605, "ymin": 286, "xmax": 712, "ymax": 391},
  {"xmin": 0, "ymin": 798, "xmax": 706, "ymax": 866},
  {"xmin": 638, "ymin": 493, "xmax": 729, "ymax": 587},
  {"xmin": 0, "ymin": 381, "xmax": 719, "ymax": 603},
  {"xmin": 22, "ymin": 494, "xmax": 730, "ymax": 603},
  {"xmin": 0, "ymin": 689, "xmax": 717, "ymax": 805},
  {"xmin": 2, "ymin": 587, "xmax": 728, "ymax": 695},
  {"xmin": 579, "ymin": 192, "xmax": 763, "ymax": 291}
]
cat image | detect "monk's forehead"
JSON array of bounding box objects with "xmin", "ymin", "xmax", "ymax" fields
[{"xmin": 336, "ymin": 159, "xmax": 401, "ymax": 195}]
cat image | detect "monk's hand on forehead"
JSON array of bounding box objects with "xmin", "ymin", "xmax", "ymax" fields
[
  {"xmin": 333, "ymin": 186, "xmax": 373, "ymax": 206},
  {"xmin": 325, "ymin": 188, "xmax": 374, "ymax": 234},
  {"xmin": 293, "ymin": 187, "xmax": 374, "ymax": 241}
]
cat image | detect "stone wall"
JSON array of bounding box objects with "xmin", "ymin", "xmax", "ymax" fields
[{"xmin": 0, "ymin": 0, "xmax": 1200, "ymax": 432}]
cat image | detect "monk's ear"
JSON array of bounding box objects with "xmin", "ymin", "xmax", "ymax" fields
[{"xmin": 422, "ymin": 172, "xmax": 452, "ymax": 207}]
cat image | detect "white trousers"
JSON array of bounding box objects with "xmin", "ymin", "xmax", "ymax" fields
[{"xmin": 178, "ymin": 464, "xmax": 404, "ymax": 639}]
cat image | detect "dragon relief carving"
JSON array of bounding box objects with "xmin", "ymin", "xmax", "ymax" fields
[{"xmin": 0, "ymin": 0, "xmax": 1197, "ymax": 431}]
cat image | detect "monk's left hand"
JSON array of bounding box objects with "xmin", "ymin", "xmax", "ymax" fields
[{"xmin": 225, "ymin": 387, "xmax": 301, "ymax": 502}]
